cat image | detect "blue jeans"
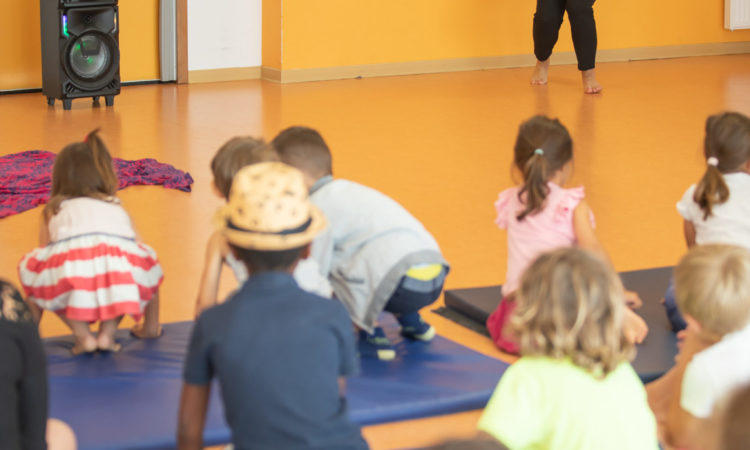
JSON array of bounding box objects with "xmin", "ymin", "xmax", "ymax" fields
[
  {"xmin": 383, "ymin": 267, "xmax": 447, "ymax": 316},
  {"xmin": 663, "ymin": 278, "xmax": 687, "ymax": 332}
]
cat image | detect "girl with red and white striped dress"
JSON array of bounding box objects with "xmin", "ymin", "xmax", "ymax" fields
[{"xmin": 18, "ymin": 129, "xmax": 163, "ymax": 354}]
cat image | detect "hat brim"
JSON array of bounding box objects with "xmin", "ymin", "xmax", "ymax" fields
[{"xmin": 215, "ymin": 204, "xmax": 327, "ymax": 251}]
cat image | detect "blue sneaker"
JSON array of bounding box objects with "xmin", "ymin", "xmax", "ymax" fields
[
  {"xmin": 358, "ymin": 327, "xmax": 396, "ymax": 361},
  {"xmin": 397, "ymin": 313, "xmax": 436, "ymax": 341}
]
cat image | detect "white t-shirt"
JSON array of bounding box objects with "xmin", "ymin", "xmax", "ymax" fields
[
  {"xmin": 676, "ymin": 173, "xmax": 750, "ymax": 250},
  {"xmin": 680, "ymin": 323, "xmax": 750, "ymax": 418},
  {"xmin": 49, "ymin": 197, "xmax": 135, "ymax": 241}
]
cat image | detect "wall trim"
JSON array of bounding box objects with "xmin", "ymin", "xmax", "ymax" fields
[
  {"xmin": 261, "ymin": 41, "xmax": 750, "ymax": 84},
  {"xmin": 187, "ymin": 66, "xmax": 262, "ymax": 84},
  {"xmin": 260, "ymin": 66, "xmax": 282, "ymax": 83}
]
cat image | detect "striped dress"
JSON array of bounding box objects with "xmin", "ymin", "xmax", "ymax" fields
[{"xmin": 18, "ymin": 197, "xmax": 163, "ymax": 322}]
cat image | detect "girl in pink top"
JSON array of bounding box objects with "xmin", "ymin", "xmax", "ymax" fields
[{"xmin": 487, "ymin": 116, "xmax": 648, "ymax": 353}]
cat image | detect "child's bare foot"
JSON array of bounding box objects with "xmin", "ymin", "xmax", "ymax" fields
[
  {"xmin": 96, "ymin": 333, "xmax": 122, "ymax": 352},
  {"xmin": 72, "ymin": 334, "xmax": 98, "ymax": 355},
  {"xmin": 582, "ymin": 69, "xmax": 602, "ymax": 94},
  {"xmin": 624, "ymin": 308, "xmax": 648, "ymax": 344},
  {"xmin": 131, "ymin": 323, "xmax": 163, "ymax": 339},
  {"xmin": 531, "ymin": 59, "xmax": 550, "ymax": 85}
]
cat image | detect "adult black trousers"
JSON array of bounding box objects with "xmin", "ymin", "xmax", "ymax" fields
[{"xmin": 533, "ymin": 0, "xmax": 597, "ymax": 71}]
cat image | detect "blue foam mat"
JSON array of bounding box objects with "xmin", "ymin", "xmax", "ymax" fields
[{"xmin": 45, "ymin": 316, "xmax": 508, "ymax": 450}]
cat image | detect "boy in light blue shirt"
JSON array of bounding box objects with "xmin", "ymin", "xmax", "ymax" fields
[{"xmin": 272, "ymin": 127, "xmax": 449, "ymax": 360}]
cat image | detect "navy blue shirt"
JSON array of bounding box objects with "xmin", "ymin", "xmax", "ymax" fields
[{"xmin": 183, "ymin": 271, "xmax": 367, "ymax": 450}]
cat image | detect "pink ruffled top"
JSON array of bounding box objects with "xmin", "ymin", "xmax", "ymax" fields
[{"xmin": 495, "ymin": 183, "xmax": 592, "ymax": 296}]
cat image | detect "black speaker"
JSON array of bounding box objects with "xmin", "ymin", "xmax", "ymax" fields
[{"xmin": 40, "ymin": 0, "xmax": 121, "ymax": 110}]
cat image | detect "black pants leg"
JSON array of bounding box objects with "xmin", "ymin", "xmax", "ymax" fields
[
  {"xmin": 533, "ymin": 0, "xmax": 566, "ymax": 63},
  {"xmin": 533, "ymin": 0, "xmax": 597, "ymax": 71},
  {"xmin": 566, "ymin": 0, "xmax": 597, "ymax": 71}
]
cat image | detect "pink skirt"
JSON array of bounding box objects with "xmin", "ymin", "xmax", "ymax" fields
[
  {"xmin": 18, "ymin": 233, "xmax": 163, "ymax": 322},
  {"xmin": 486, "ymin": 294, "xmax": 519, "ymax": 354}
]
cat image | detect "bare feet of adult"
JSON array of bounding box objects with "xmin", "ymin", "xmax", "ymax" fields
[
  {"xmin": 71, "ymin": 334, "xmax": 98, "ymax": 355},
  {"xmin": 582, "ymin": 68, "xmax": 602, "ymax": 94},
  {"xmin": 131, "ymin": 322, "xmax": 163, "ymax": 339},
  {"xmin": 530, "ymin": 59, "xmax": 550, "ymax": 85}
]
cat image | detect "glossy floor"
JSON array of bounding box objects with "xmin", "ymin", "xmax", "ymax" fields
[{"xmin": 1, "ymin": 54, "xmax": 749, "ymax": 449}]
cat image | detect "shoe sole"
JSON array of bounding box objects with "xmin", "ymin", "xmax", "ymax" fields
[{"xmin": 402, "ymin": 326, "xmax": 436, "ymax": 342}]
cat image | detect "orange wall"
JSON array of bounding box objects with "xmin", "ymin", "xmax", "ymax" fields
[
  {"xmin": 276, "ymin": 0, "xmax": 750, "ymax": 70},
  {"xmin": 0, "ymin": 0, "xmax": 160, "ymax": 91},
  {"xmin": 262, "ymin": 0, "xmax": 282, "ymax": 69}
]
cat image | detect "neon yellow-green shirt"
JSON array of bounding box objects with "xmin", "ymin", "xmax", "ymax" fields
[{"xmin": 477, "ymin": 357, "xmax": 659, "ymax": 450}]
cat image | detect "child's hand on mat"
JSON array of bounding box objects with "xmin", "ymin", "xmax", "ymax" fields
[
  {"xmin": 623, "ymin": 308, "xmax": 648, "ymax": 344},
  {"xmin": 624, "ymin": 290, "xmax": 642, "ymax": 309}
]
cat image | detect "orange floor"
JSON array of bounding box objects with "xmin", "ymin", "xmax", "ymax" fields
[{"xmin": 1, "ymin": 54, "xmax": 749, "ymax": 449}]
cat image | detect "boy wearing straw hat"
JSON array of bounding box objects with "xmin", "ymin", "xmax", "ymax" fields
[
  {"xmin": 272, "ymin": 127, "xmax": 450, "ymax": 361},
  {"xmin": 178, "ymin": 162, "xmax": 368, "ymax": 450}
]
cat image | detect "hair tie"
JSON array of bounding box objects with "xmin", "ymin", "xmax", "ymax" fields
[
  {"xmin": 534, "ymin": 148, "xmax": 544, "ymax": 156},
  {"xmin": 707, "ymin": 156, "xmax": 719, "ymax": 167}
]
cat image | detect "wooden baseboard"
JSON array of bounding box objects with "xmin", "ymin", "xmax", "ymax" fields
[
  {"xmin": 187, "ymin": 66, "xmax": 261, "ymax": 84},
  {"xmin": 261, "ymin": 41, "xmax": 750, "ymax": 84},
  {"xmin": 260, "ymin": 66, "xmax": 282, "ymax": 83}
]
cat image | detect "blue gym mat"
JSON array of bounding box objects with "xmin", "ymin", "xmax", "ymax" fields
[
  {"xmin": 45, "ymin": 315, "xmax": 509, "ymax": 450},
  {"xmin": 443, "ymin": 267, "xmax": 679, "ymax": 383}
]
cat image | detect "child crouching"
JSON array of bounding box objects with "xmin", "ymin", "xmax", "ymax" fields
[
  {"xmin": 478, "ymin": 247, "xmax": 658, "ymax": 449},
  {"xmin": 272, "ymin": 127, "xmax": 449, "ymax": 360},
  {"xmin": 656, "ymin": 244, "xmax": 750, "ymax": 449}
]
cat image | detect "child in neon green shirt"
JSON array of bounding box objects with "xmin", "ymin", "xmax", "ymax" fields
[{"xmin": 477, "ymin": 248, "xmax": 658, "ymax": 449}]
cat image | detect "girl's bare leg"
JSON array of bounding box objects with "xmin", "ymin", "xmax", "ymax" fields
[
  {"xmin": 97, "ymin": 316, "xmax": 123, "ymax": 352},
  {"xmin": 60, "ymin": 317, "xmax": 97, "ymax": 355},
  {"xmin": 132, "ymin": 291, "xmax": 162, "ymax": 339}
]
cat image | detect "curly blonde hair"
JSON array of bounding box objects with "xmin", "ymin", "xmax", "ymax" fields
[{"xmin": 511, "ymin": 247, "xmax": 634, "ymax": 377}]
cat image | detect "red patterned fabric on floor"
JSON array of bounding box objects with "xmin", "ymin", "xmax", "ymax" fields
[{"xmin": 0, "ymin": 150, "xmax": 193, "ymax": 218}]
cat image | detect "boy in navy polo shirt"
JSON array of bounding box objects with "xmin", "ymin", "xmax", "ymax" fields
[{"xmin": 178, "ymin": 162, "xmax": 368, "ymax": 450}]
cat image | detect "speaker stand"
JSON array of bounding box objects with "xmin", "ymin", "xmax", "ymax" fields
[
  {"xmin": 47, "ymin": 97, "xmax": 55, "ymax": 106},
  {"xmin": 105, "ymin": 96, "xmax": 115, "ymax": 107},
  {"xmin": 63, "ymin": 99, "xmax": 72, "ymax": 110}
]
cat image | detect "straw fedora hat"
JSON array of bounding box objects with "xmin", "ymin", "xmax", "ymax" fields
[{"xmin": 215, "ymin": 162, "xmax": 326, "ymax": 250}]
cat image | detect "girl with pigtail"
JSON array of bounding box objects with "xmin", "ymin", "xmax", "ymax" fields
[
  {"xmin": 487, "ymin": 115, "xmax": 648, "ymax": 354},
  {"xmin": 18, "ymin": 129, "xmax": 163, "ymax": 354},
  {"xmin": 662, "ymin": 111, "xmax": 750, "ymax": 332}
]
